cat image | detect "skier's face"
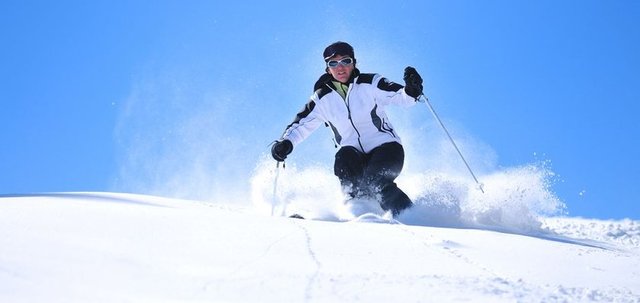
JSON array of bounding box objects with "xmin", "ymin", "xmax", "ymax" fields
[{"xmin": 326, "ymin": 54, "xmax": 354, "ymax": 84}]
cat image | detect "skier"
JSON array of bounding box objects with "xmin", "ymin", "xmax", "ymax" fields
[{"xmin": 271, "ymin": 41, "xmax": 424, "ymax": 217}]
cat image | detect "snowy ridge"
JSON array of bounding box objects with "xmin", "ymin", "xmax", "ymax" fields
[
  {"xmin": 1, "ymin": 192, "xmax": 639, "ymax": 302},
  {"xmin": 543, "ymin": 217, "xmax": 640, "ymax": 249}
]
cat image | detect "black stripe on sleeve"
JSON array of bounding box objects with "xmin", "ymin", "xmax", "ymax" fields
[
  {"xmin": 356, "ymin": 73, "xmax": 375, "ymax": 84},
  {"xmin": 285, "ymin": 100, "xmax": 316, "ymax": 132},
  {"xmin": 377, "ymin": 77, "xmax": 403, "ymax": 92}
]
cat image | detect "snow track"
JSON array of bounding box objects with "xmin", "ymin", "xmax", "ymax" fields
[
  {"xmin": 290, "ymin": 220, "xmax": 322, "ymax": 302},
  {"xmin": 0, "ymin": 192, "xmax": 638, "ymax": 302}
]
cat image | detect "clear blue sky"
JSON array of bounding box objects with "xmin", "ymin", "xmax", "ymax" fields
[{"xmin": 1, "ymin": 1, "xmax": 638, "ymax": 219}]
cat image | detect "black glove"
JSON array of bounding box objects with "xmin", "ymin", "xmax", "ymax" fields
[
  {"xmin": 403, "ymin": 66, "xmax": 423, "ymax": 99},
  {"xmin": 271, "ymin": 139, "xmax": 293, "ymax": 162}
]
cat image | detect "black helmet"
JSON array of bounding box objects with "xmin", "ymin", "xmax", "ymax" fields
[{"xmin": 323, "ymin": 41, "xmax": 355, "ymax": 61}]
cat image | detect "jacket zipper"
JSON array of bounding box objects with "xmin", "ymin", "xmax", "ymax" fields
[{"xmin": 342, "ymin": 83, "xmax": 365, "ymax": 153}]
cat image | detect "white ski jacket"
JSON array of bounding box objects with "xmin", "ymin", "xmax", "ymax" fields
[{"xmin": 282, "ymin": 70, "xmax": 417, "ymax": 153}]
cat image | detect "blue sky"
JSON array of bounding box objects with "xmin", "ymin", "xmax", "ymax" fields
[{"xmin": 1, "ymin": 1, "xmax": 638, "ymax": 219}]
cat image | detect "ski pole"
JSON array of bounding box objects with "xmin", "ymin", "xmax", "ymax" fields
[
  {"xmin": 419, "ymin": 95, "xmax": 485, "ymax": 193},
  {"xmin": 271, "ymin": 161, "xmax": 282, "ymax": 216}
]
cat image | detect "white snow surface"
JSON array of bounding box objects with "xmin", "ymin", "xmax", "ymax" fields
[{"xmin": 1, "ymin": 191, "xmax": 639, "ymax": 302}]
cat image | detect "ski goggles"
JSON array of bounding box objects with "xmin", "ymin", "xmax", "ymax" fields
[{"xmin": 326, "ymin": 57, "xmax": 354, "ymax": 68}]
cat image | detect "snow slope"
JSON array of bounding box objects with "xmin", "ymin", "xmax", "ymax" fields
[{"xmin": 1, "ymin": 192, "xmax": 638, "ymax": 302}]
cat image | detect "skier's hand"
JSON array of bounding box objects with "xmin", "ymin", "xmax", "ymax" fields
[
  {"xmin": 271, "ymin": 139, "xmax": 293, "ymax": 162},
  {"xmin": 403, "ymin": 66, "xmax": 423, "ymax": 99}
]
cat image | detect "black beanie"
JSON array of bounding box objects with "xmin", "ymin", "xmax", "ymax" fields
[{"xmin": 323, "ymin": 41, "xmax": 355, "ymax": 61}]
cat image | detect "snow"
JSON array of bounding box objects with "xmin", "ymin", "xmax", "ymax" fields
[{"xmin": 1, "ymin": 191, "xmax": 639, "ymax": 302}]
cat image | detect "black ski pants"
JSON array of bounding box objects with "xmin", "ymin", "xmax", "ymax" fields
[{"xmin": 334, "ymin": 142, "xmax": 412, "ymax": 215}]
